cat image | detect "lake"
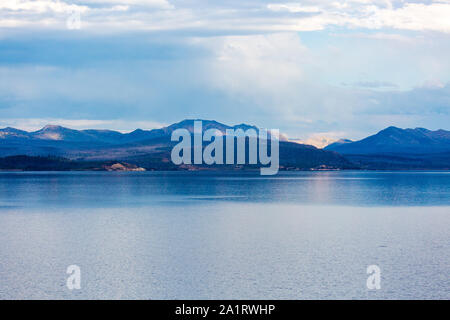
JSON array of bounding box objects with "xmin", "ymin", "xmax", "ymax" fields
[{"xmin": 0, "ymin": 171, "xmax": 449, "ymax": 299}]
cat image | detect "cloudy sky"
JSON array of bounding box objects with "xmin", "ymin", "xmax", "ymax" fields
[{"xmin": 1, "ymin": 0, "xmax": 450, "ymax": 143}]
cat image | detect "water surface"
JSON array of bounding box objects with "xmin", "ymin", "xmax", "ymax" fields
[{"xmin": 0, "ymin": 171, "xmax": 449, "ymax": 299}]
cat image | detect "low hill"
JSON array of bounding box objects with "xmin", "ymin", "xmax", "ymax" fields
[{"xmin": 0, "ymin": 155, "xmax": 145, "ymax": 171}]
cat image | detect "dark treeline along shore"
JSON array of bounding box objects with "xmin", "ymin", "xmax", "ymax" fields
[{"xmin": 0, "ymin": 120, "xmax": 449, "ymax": 171}]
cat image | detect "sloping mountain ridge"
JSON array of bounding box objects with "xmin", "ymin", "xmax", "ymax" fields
[
  {"xmin": 324, "ymin": 126, "xmax": 450, "ymax": 169},
  {"xmin": 323, "ymin": 139, "xmax": 353, "ymax": 150},
  {"xmin": 325, "ymin": 126, "xmax": 450, "ymax": 154}
]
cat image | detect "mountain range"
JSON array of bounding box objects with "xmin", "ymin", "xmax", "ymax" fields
[
  {"xmin": 0, "ymin": 119, "xmax": 353, "ymax": 171},
  {"xmin": 325, "ymin": 126, "xmax": 450, "ymax": 154},
  {"xmin": 1, "ymin": 121, "xmax": 449, "ymax": 170},
  {"xmin": 324, "ymin": 126, "xmax": 450, "ymax": 169},
  {"xmin": 0, "ymin": 120, "xmax": 257, "ymax": 144}
]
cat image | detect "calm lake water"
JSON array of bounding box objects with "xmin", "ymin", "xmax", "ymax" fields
[{"xmin": 0, "ymin": 171, "xmax": 449, "ymax": 299}]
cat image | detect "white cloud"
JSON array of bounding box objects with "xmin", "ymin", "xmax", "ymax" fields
[
  {"xmin": 268, "ymin": 1, "xmax": 450, "ymax": 33},
  {"xmin": 266, "ymin": 3, "xmax": 321, "ymax": 13},
  {"xmin": 200, "ymin": 33, "xmax": 309, "ymax": 110},
  {"xmin": 80, "ymin": 0, "xmax": 173, "ymax": 9},
  {"xmin": 1, "ymin": 0, "xmax": 450, "ymax": 33},
  {"xmin": 0, "ymin": 0, "xmax": 89, "ymax": 13},
  {"xmin": 289, "ymin": 132, "xmax": 347, "ymax": 148},
  {"xmin": 351, "ymin": 2, "xmax": 450, "ymax": 33},
  {"xmin": 82, "ymin": 0, "xmax": 171, "ymax": 6}
]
